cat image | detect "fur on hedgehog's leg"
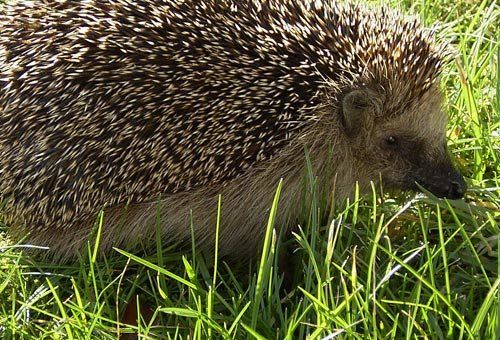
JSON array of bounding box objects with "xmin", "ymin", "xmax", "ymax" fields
[
  {"xmin": 277, "ymin": 239, "xmax": 297, "ymax": 294},
  {"xmin": 101, "ymin": 173, "xmax": 299, "ymax": 262}
]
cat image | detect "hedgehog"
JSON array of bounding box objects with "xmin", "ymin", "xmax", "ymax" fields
[{"xmin": 0, "ymin": 0, "xmax": 467, "ymax": 261}]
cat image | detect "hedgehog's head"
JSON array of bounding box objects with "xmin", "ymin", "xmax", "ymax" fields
[
  {"xmin": 339, "ymin": 84, "xmax": 466, "ymax": 199},
  {"xmin": 319, "ymin": 3, "xmax": 466, "ymax": 199}
]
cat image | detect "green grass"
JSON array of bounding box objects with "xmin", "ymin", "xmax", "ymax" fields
[{"xmin": 1, "ymin": 0, "xmax": 498, "ymax": 339}]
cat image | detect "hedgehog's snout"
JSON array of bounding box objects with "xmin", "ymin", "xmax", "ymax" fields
[
  {"xmin": 433, "ymin": 170, "xmax": 467, "ymax": 199},
  {"xmin": 416, "ymin": 167, "xmax": 467, "ymax": 200},
  {"xmin": 446, "ymin": 171, "xmax": 468, "ymax": 199}
]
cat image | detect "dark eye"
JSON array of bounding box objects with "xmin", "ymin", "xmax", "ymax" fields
[{"xmin": 385, "ymin": 136, "xmax": 397, "ymax": 146}]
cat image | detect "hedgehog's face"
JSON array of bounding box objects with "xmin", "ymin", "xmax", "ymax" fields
[{"xmin": 340, "ymin": 88, "xmax": 467, "ymax": 199}]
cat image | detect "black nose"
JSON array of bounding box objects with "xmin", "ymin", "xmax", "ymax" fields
[{"xmin": 446, "ymin": 174, "xmax": 467, "ymax": 199}]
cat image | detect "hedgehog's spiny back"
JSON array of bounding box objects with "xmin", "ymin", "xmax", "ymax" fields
[{"xmin": 0, "ymin": 0, "xmax": 445, "ymax": 233}]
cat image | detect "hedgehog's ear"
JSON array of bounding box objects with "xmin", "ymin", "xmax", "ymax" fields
[{"xmin": 341, "ymin": 89, "xmax": 373, "ymax": 137}]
